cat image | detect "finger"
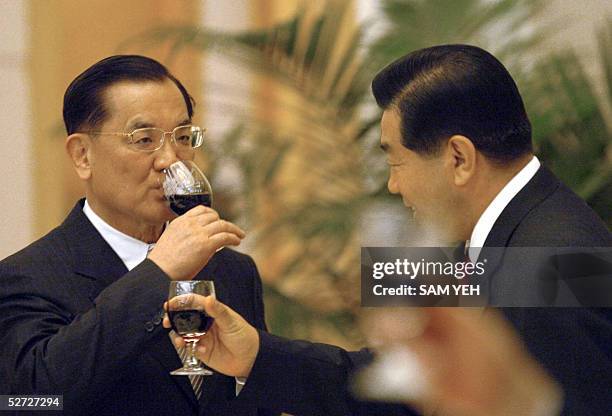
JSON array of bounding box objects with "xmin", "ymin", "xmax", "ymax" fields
[
  {"xmin": 183, "ymin": 205, "xmax": 216, "ymax": 217},
  {"xmin": 201, "ymin": 296, "xmax": 242, "ymax": 331},
  {"xmin": 204, "ymin": 220, "xmax": 246, "ymax": 239},
  {"xmin": 427, "ymin": 308, "xmax": 523, "ymax": 356},
  {"xmin": 167, "ymin": 293, "xmax": 202, "ymax": 311},
  {"xmin": 352, "ymin": 345, "xmax": 432, "ymax": 408},
  {"xmin": 169, "ymin": 330, "xmax": 186, "ymax": 349},
  {"xmin": 198, "ymin": 211, "xmax": 221, "ymax": 223},
  {"xmin": 362, "ymin": 307, "xmax": 428, "ymax": 348},
  {"xmin": 208, "ymin": 233, "xmax": 243, "ymax": 248},
  {"xmin": 183, "ymin": 212, "xmax": 219, "ymax": 227}
]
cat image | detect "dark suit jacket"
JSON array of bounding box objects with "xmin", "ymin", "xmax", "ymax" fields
[
  {"xmin": 0, "ymin": 200, "xmax": 276, "ymax": 416},
  {"xmin": 483, "ymin": 166, "xmax": 612, "ymax": 415},
  {"xmin": 233, "ymin": 166, "xmax": 611, "ymax": 416}
]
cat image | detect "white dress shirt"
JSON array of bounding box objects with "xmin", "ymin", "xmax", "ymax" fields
[
  {"xmin": 83, "ymin": 200, "xmax": 153, "ymax": 271},
  {"xmin": 467, "ymin": 156, "xmax": 541, "ymax": 261}
]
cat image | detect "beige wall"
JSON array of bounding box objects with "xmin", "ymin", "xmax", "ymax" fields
[{"xmin": 0, "ymin": 1, "xmax": 32, "ymax": 259}]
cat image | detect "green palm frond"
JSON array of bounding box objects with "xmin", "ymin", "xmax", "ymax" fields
[
  {"xmin": 522, "ymin": 32, "xmax": 612, "ymax": 203},
  {"xmin": 371, "ymin": 0, "xmax": 547, "ymax": 67},
  {"xmin": 517, "ymin": 22, "xmax": 612, "ymax": 226}
]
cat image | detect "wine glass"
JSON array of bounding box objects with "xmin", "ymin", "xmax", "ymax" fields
[
  {"xmin": 168, "ymin": 280, "xmax": 216, "ymax": 375},
  {"xmin": 163, "ymin": 160, "xmax": 213, "ymax": 215}
]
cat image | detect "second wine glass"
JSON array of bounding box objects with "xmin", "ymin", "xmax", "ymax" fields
[{"xmin": 168, "ymin": 280, "xmax": 216, "ymax": 376}]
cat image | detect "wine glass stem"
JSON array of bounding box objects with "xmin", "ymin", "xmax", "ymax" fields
[{"xmin": 185, "ymin": 340, "xmax": 200, "ymax": 368}]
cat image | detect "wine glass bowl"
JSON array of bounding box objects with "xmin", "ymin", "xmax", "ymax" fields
[{"xmin": 163, "ymin": 160, "xmax": 213, "ymax": 215}]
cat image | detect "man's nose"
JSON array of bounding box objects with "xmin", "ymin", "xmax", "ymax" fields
[
  {"xmin": 153, "ymin": 135, "xmax": 180, "ymax": 170},
  {"xmin": 387, "ymin": 174, "xmax": 398, "ymax": 194}
]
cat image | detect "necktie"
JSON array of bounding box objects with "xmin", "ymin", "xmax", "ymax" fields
[{"xmin": 170, "ymin": 332, "xmax": 203, "ymax": 400}]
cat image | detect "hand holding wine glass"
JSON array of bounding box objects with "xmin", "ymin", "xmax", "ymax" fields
[
  {"xmin": 164, "ymin": 293, "xmax": 260, "ymax": 378},
  {"xmin": 147, "ymin": 161, "xmax": 246, "ymax": 280},
  {"xmin": 168, "ymin": 280, "xmax": 216, "ymax": 375}
]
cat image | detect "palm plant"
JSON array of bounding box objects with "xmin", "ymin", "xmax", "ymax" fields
[
  {"xmin": 519, "ymin": 24, "xmax": 612, "ymax": 227},
  {"xmin": 128, "ymin": 1, "xmax": 611, "ymax": 346},
  {"xmin": 369, "ymin": 0, "xmax": 548, "ymax": 69}
]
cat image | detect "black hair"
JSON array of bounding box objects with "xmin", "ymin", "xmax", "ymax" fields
[
  {"xmin": 63, "ymin": 55, "xmax": 194, "ymax": 134},
  {"xmin": 371, "ymin": 44, "xmax": 532, "ymax": 162}
]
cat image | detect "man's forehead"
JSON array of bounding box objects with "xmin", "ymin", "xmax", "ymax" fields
[
  {"xmin": 101, "ymin": 80, "xmax": 189, "ymax": 127},
  {"xmin": 380, "ymin": 110, "xmax": 401, "ymax": 150},
  {"xmin": 125, "ymin": 115, "xmax": 191, "ymax": 130},
  {"xmin": 102, "ymin": 79, "xmax": 181, "ymax": 105}
]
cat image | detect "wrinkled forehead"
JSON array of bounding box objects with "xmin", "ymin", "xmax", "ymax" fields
[{"xmin": 101, "ymin": 79, "xmax": 189, "ymax": 128}]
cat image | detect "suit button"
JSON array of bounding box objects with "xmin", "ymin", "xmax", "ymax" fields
[
  {"xmin": 144, "ymin": 321, "xmax": 155, "ymax": 332},
  {"xmin": 152, "ymin": 308, "xmax": 164, "ymax": 325}
]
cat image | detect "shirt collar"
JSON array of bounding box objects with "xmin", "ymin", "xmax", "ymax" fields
[
  {"xmin": 82, "ymin": 200, "xmax": 153, "ymax": 271},
  {"xmin": 467, "ymin": 156, "xmax": 541, "ymax": 261}
]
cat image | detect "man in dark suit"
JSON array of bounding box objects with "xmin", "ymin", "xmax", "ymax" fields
[
  {"xmin": 166, "ymin": 45, "xmax": 611, "ymax": 415},
  {"xmin": 0, "ymin": 55, "xmax": 276, "ymax": 415}
]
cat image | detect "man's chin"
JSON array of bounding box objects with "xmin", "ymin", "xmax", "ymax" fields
[{"xmin": 146, "ymin": 203, "xmax": 177, "ymax": 224}]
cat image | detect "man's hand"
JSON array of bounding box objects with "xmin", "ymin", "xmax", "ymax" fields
[
  {"xmin": 148, "ymin": 206, "xmax": 246, "ymax": 280},
  {"xmin": 164, "ymin": 294, "xmax": 259, "ymax": 378},
  {"xmin": 356, "ymin": 308, "xmax": 563, "ymax": 416}
]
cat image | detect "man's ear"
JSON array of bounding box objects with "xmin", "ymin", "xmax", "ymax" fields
[
  {"xmin": 446, "ymin": 135, "xmax": 476, "ymax": 186},
  {"xmin": 65, "ymin": 133, "xmax": 92, "ymax": 180}
]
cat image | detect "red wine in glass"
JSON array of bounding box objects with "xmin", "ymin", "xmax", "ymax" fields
[
  {"xmin": 169, "ymin": 309, "xmax": 215, "ymax": 340},
  {"xmin": 163, "ymin": 160, "xmax": 213, "ymax": 216},
  {"xmin": 167, "ymin": 193, "xmax": 212, "ymax": 215}
]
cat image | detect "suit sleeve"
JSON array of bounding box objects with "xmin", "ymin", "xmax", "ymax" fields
[
  {"xmin": 232, "ymin": 331, "xmax": 417, "ymax": 416},
  {"xmin": 0, "ymin": 259, "xmax": 169, "ymax": 413},
  {"xmin": 244, "ymin": 255, "xmax": 283, "ymax": 416},
  {"xmin": 246, "ymin": 255, "xmax": 268, "ymax": 333}
]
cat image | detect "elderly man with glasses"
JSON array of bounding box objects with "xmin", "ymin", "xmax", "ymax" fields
[{"xmin": 0, "ymin": 55, "xmax": 275, "ymax": 416}]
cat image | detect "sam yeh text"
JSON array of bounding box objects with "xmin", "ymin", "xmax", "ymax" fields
[{"xmin": 373, "ymin": 284, "xmax": 480, "ymax": 296}]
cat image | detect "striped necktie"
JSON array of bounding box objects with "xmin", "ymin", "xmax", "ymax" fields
[{"xmin": 170, "ymin": 332, "xmax": 203, "ymax": 400}]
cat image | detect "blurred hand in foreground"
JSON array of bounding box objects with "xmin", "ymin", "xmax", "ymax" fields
[{"xmin": 354, "ymin": 307, "xmax": 563, "ymax": 416}]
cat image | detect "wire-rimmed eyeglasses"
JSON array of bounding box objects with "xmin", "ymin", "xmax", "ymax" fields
[{"xmin": 84, "ymin": 125, "xmax": 205, "ymax": 152}]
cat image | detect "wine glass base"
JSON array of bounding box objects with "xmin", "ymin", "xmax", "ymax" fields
[{"xmin": 171, "ymin": 367, "xmax": 214, "ymax": 376}]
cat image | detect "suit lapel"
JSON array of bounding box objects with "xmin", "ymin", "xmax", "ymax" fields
[
  {"xmin": 483, "ymin": 166, "xmax": 559, "ymax": 248},
  {"xmin": 480, "ymin": 166, "xmax": 560, "ymax": 281},
  {"xmin": 60, "ymin": 200, "xmax": 129, "ymax": 294}
]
